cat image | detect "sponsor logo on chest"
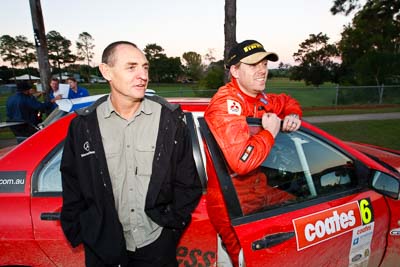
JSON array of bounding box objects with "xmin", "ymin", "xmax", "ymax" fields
[{"xmin": 227, "ymin": 99, "xmax": 242, "ymax": 115}]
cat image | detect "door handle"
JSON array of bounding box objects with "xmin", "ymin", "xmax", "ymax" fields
[
  {"xmin": 252, "ymin": 232, "xmax": 295, "ymax": 250},
  {"xmin": 40, "ymin": 212, "xmax": 61, "ymax": 221}
]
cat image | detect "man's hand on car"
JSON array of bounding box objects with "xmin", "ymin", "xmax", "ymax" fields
[
  {"xmin": 281, "ymin": 114, "xmax": 301, "ymax": 132},
  {"xmin": 262, "ymin": 112, "xmax": 281, "ymax": 137}
]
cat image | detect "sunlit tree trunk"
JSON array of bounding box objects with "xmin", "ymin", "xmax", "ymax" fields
[
  {"xmin": 29, "ymin": 0, "xmax": 51, "ymax": 98},
  {"xmin": 224, "ymin": 0, "xmax": 237, "ymax": 83}
]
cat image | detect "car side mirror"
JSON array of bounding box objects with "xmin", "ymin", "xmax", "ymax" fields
[{"xmin": 371, "ymin": 171, "xmax": 400, "ymax": 199}]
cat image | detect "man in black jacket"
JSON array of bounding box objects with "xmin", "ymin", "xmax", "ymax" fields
[{"xmin": 60, "ymin": 41, "xmax": 202, "ymax": 267}]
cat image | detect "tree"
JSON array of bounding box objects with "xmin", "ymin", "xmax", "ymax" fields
[
  {"xmin": 330, "ymin": 0, "xmax": 363, "ymax": 15},
  {"xmin": 144, "ymin": 43, "xmax": 183, "ymax": 83},
  {"xmin": 144, "ymin": 43, "xmax": 165, "ymax": 61},
  {"xmin": 182, "ymin": 51, "xmax": 204, "ymax": 81},
  {"xmin": 76, "ymin": 32, "xmax": 95, "ymax": 66},
  {"xmin": 157, "ymin": 56, "xmax": 183, "ymax": 83},
  {"xmin": 337, "ymin": 0, "xmax": 400, "ymax": 85},
  {"xmin": 144, "ymin": 43, "xmax": 166, "ymax": 82},
  {"xmin": 291, "ymin": 32, "xmax": 339, "ymax": 87},
  {"xmin": 198, "ymin": 60, "xmax": 225, "ymax": 97},
  {"xmin": 275, "ymin": 62, "xmax": 292, "ymax": 77},
  {"xmin": 0, "ymin": 65, "xmax": 15, "ymax": 82},
  {"xmin": 76, "ymin": 32, "xmax": 95, "ymax": 82},
  {"xmin": 47, "ymin": 30, "xmax": 77, "ymax": 78},
  {"xmin": 15, "ymin": 35, "xmax": 37, "ymax": 79},
  {"xmin": 224, "ymin": 0, "xmax": 237, "ymax": 82},
  {"xmin": 0, "ymin": 35, "xmax": 19, "ymax": 81},
  {"xmin": 204, "ymin": 48, "xmax": 216, "ymax": 65},
  {"xmin": 29, "ymin": 0, "xmax": 52, "ymax": 96}
]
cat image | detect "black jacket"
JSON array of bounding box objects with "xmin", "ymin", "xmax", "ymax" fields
[{"xmin": 60, "ymin": 95, "xmax": 202, "ymax": 264}]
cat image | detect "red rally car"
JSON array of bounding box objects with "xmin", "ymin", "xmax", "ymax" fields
[{"xmin": 1, "ymin": 95, "xmax": 400, "ymax": 267}]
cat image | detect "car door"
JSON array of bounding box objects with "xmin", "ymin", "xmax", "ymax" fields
[
  {"xmin": 29, "ymin": 113, "xmax": 215, "ymax": 267},
  {"xmin": 30, "ymin": 142, "xmax": 85, "ymax": 266},
  {"xmin": 199, "ymin": 117, "xmax": 390, "ymax": 267}
]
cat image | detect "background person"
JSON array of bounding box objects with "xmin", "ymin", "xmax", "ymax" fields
[
  {"xmin": 66, "ymin": 76, "xmax": 89, "ymax": 99},
  {"xmin": 47, "ymin": 78, "xmax": 63, "ymax": 112},
  {"xmin": 60, "ymin": 41, "xmax": 202, "ymax": 267},
  {"xmin": 204, "ymin": 39, "xmax": 303, "ymax": 266},
  {"xmin": 6, "ymin": 81, "xmax": 52, "ymax": 137}
]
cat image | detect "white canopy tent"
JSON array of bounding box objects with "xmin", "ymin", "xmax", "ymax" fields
[{"xmin": 12, "ymin": 74, "xmax": 40, "ymax": 80}]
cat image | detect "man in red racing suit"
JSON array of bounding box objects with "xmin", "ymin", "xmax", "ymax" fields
[{"xmin": 204, "ymin": 40, "xmax": 302, "ymax": 266}]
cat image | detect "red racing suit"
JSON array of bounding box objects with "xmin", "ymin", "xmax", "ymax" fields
[
  {"xmin": 205, "ymin": 78, "xmax": 302, "ymax": 175},
  {"xmin": 204, "ymin": 78, "xmax": 302, "ymax": 266}
]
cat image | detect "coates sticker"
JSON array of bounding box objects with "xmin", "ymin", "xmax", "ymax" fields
[
  {"xmin": 292, "ymin": 198, "xmax": 374, "ymax": 251},
  {"xmin": 227, "ymin": 100, "xmax": 241, "ymax": 115},
  {"xmin": 0, "ymin": 171, "xmax": 26, "ymax": 193}
]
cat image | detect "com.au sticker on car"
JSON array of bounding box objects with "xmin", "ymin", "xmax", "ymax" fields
[
  {"xmin": 292, "ymin": 198, "xmax": 374, "ymax": 251},
  {"xmin": 0, "ymin": 171, "xmax": 26, "ymax": 193}
]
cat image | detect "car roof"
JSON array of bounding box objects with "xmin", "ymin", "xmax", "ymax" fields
[
  {"xmin": 55, "ymin": 93, "xmax": 210, "ymax": 113},
  {"xmin": 56, "ymin": 94, "xmax": 107, "ymax": 113}
]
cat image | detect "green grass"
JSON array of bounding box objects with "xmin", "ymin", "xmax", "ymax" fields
[
  {"xmin": 1, "ymin": 78, "xmax": 399, "ymax": 116},
  {"xmin": 303, "ymin": 106, "xmax": 400, "ymax": 116},
  {"xmin": 269, "ymin": 87, "xmax": 338, "ymax": 107},
  {"xmin": 1, "ymin": 79, "xmax": 400, "ymax": 151},
  {"xmin": 315, "ymin": 119, "xmax": 400, "ymax": 150}
]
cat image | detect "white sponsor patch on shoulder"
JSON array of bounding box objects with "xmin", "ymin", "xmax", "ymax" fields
[{"xmin": 227, "ymin": 99, "xmax": 242, "ymax": 115}]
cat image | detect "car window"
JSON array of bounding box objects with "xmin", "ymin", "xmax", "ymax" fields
[
  {"xmin": 33, "ymin": 112, "xmax": 207, "ymax": 195},
  {"xmin": 229, "ymin": 125, "xmax": 357, "ymax": 216},
  {"xmin": 36, "ymin": 147, "xmax": 63, "ymax": 193}
]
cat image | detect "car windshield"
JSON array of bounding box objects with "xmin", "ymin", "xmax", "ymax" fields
[{"xmin": 38, "ymin": 108, "xmax": 69, "ymax": 129}]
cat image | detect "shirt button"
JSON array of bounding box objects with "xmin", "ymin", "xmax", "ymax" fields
[
  {"xmin": 127, "ymin": 145, "xmax": 130, "ymax": 148},
  {"xmin": 131, "ymin": 209, "xmax": 134, "ymax": 212}
]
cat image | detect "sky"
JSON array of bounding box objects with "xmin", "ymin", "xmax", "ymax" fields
[{"xmin": 0, "ymin": 0, "xmax": 354, "ymax": 68}]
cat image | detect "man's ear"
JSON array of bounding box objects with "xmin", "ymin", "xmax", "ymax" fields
[
  {"xmin": 230, "ymin": 65, "xmax": 239, "ymax": 79},
  {"xmin": 99, "ymin": 63, "xmax": 111, "ymax": 81}
]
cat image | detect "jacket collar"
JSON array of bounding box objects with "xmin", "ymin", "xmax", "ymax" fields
[
  {"xmin": 230, "ymin": 77, "xmax": 267, "ymax": 105},
  {"xmin": 76, "ymin": 94, "xmax": 108, "ymax": 116},
  {"xmin": 100, "ymin": 95, "xmax": 153, "ymax": 119},
  {"xmin": 75, "ymin": 94, "xmax": 181, "ymax": 117}
]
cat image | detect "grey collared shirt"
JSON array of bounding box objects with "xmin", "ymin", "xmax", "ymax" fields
[{"xmin": 97, "ymin": 95, "xmax": 162, "ymax": 251}]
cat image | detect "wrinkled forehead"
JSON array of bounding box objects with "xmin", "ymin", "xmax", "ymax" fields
[{"xmin": 110, "ymin": 44, "xmax": 148, "ymax": 66}]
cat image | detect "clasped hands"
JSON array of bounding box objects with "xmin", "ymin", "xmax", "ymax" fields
[{"xmin": 261, "ymin": 113, "xmax": 301, "ymax": 137}]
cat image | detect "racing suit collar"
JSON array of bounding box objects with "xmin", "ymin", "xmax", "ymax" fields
[{"xmin": 231, "ymin": 77, "xmax": 262, "ymax": 105}]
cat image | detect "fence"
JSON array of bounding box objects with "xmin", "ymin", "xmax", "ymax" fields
[
  {"xmin": 1, "ymin": 84, "xmax": 400, "ymax": 122},
  {"xmin": 151, "ymin": 84, "xmax": 400, "ymax": 107}
]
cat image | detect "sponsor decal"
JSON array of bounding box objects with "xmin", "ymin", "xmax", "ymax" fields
[
  {"xmin": 227, "ymin": 100, "xmax": 241, "ymax": 115},
  {"xmin": 390, "ymin": 228, "xmax": 400, "ymax": 236},
  {"xmin": 259, "ymin": 97, "xmax": 268, "ymax": 105},
  {"xmin": 349, "ymin": 223, "xmax": 374, "ymax": 267},
  {"xmin": 293, "ymin": 198, "xmax": 374, "ymax": 251},
  {"xmin": 0, "ymin": 171, "xmax": 26, "ymax": 193},
  {"xmin": 240, "ymin": 145, "xmax": 254, "ymax": 162},
  {"xmin": 81, "ymin": 141, "xmax": 95, "ymax": 158},
  {"xmin": 177, "ymin": 246, "xmax": 215, "ymax": 267},
  {"xmin": 351, "ymin": 254, "xmax": 362, "ymax": 262},
  {"xmin": 243, "ymin": 42, "xmax": 263, "ymax": 52}
]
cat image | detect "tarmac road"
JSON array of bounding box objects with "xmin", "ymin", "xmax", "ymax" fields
[{"xmin": 304, "ymin": 112, "xmax": 400, "ymax": 123}]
